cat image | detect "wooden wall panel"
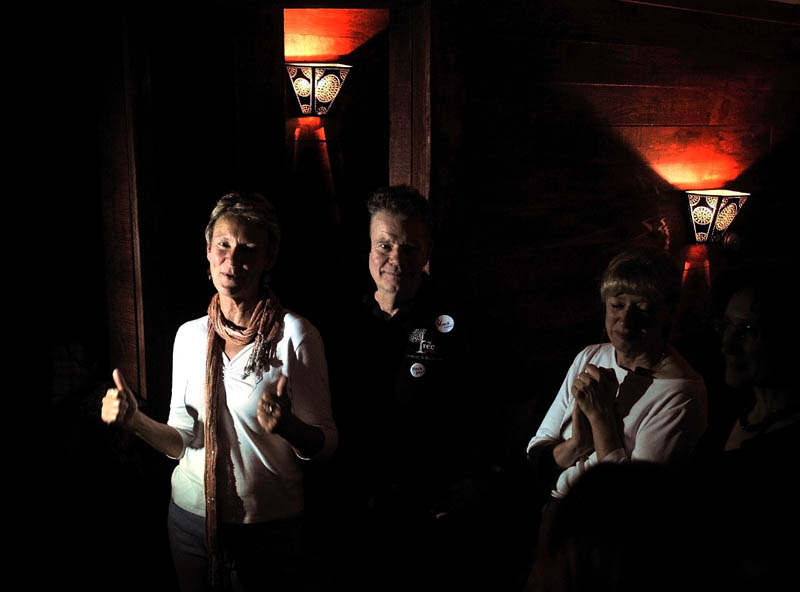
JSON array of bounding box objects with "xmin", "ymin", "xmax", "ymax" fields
[
  {"xmin": 554, "ymin": 84, "xmax": 789, "ymax": 125},
  {"xmin": 553, "ymin": 0, "xmax": 800, "ymax": 52},
  {"xmin": 615, "ymin": 125, "xmax": 773, "ymax": 186},
  {"xmin": 549, "ymin": 39, "xmax": 798, "ymax": 91},
  {"xmin": 539, "ymin": 1, "xmax": 798, "ymax": 187},
  {"xmin": 428, "ymin": 0, "xmax": 799, "ymax": 422}
]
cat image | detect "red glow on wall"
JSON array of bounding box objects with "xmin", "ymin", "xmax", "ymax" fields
[
  {"xmin": 681, "ymin": 244, "xmax": 711, "ymax": 293},
  {"xmin": 293, "ymin": 117, "xmax": 326, "ymax": 141},
  {"xmin": 649, "ymin": 145, "xmax": 745, "ymax": 190},
  {"xmin": 284, "ymin": 9, "xmax": 389, "ymax": 62},
  {"xmin": 614, "ymin": 127, "xmax": 765, "ymax": 191}
]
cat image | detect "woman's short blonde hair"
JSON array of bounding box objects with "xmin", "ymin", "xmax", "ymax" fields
[
  {"xmin": 600, "ymin": 247, "xmax": 681, "ymax": 308},
  {"xmin": 205, "ymin": 191, "xmax": 281, "ymax": 265}
]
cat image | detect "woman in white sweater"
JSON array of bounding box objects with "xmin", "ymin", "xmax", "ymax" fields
[
  {"xmin": 528, "ymin": 247, "xmax": 707, "ymax": 500},
  {"xmin": 524, "ymin": 247, "xmax": 707, "ymax": 591},
  {"xmin": 101, "ymin": 191, "xmax": 337, "ymax": 592}
]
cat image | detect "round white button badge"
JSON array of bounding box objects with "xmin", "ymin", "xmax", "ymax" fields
[
  {"xmin": 435, "ymin": 314, "xmax": 454, "ymax": 333},
  {"xmin": 410, "ymin": 362, "xmax": 426, "ymax": 378}
]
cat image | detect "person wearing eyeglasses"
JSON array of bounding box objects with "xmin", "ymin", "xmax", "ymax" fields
[
  {"xmin": 718, "ymin": 266, "xmax": 799, "ymax": 449},
  {"xmin": 694, "ymin": 261, "xmax": 800, "ymax": 590}
]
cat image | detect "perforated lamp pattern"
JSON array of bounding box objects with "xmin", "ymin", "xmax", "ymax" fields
[
  {"xmin": 286, "ymin": 63, "xmax": 351, "ymax": 116},
  {"xmin": 686, "ymin": 189, "xmax": 750, "ymax": 243}
]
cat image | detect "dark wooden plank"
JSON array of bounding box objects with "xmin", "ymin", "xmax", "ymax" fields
[
  {"xmin": 473, "ymin": 125, "xmax": 771, "ymax": 184},
  {"xmin": 389, "ymin": 6, "xmax": 413, "ymax": 187},
  {"xmin": 389, "ymin": 2, "xmax": 431, "ymax": 196},
  {"xmin": 615, "ymin": 0, "xmax": 800, "ymax": 25},
  {"xmin": 100, "ymin": 18, "xmax": 147, "ymax": 398},
  {"xmin": 549, "ymin": 39, "xmax": 799, "ymax": 92},
  {"xmin": 411, "ymin": 0, "xmax": 431, "ymax": 197},
  {"xmin": 552, "ymin": 83, "xmax": 794, "ymax": 125},
  {"xmin": 551, "ymin": 0, "xmax": 800, "ymax": 56}
]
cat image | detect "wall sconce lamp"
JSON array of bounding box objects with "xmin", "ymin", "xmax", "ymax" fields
[
  {"xmin": 286, "ymin": 62, "xmax": 351, "ymax": 116},
  {"xmin": 686, "ymin": 189, "xmax": 750, "ymax": 243}
]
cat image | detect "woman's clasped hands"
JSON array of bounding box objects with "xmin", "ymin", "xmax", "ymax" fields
[
  {"xmin": 571, "ymin": 364, "xmax": 618, "ymax": 422},
  {"xmin": 570, "ymin": 364, "xmax": 622, "ymax": 461}
]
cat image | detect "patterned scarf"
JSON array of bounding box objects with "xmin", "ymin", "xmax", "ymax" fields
[{"xmin": 204, "ymin": 290, "xmax": 283, "ymax": 587}]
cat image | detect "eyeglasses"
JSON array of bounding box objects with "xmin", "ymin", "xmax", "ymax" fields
[{"xmin": 714, "ymin": 319, "xmax": 760, "ymax": 343}]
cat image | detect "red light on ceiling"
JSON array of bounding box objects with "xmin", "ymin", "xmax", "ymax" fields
[{"xmin": 284, "ymin": 9, "xmax": 389, "ymax": 62}]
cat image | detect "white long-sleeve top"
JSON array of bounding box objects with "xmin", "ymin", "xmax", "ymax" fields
[
  {"xmin": 527, "ymin": 343, "xmax": 707, "ymax": 499},
  {"xmin": 167, "ymin": 311, "xmax": 337, "ymax": 523}
]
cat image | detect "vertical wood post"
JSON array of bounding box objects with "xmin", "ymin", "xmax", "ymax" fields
[
  {"xmin": 100, "ymin": 15, "xmax": 147, "ymax": 398},
  {"xmin": 389, "ymin": 1, "xmax": 431, "ymax": 197}
]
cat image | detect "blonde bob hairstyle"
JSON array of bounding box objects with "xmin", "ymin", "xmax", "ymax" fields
[
  {"xmin": 204, "ymin": 191, "xmax": 281, "ymax": 266},
  {"xmin": 599, "ymin": 247, "xmax": 681, "ymax": 309}
]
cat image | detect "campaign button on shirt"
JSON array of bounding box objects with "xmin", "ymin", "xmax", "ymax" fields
[
  {"xmin": 410, "ymin": 362, "xmax": 426, "ymax": 378},
  {"xmin": 435, "ymin": 314, "xmax": 454, "ymax": 333}
]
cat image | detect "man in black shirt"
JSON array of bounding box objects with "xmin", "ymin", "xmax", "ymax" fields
[{"xmin": 327, "ymin": 186, "xmax": 486, "ymax": 591}]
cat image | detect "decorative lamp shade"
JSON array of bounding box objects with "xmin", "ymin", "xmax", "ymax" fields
[
  {"xmin": 286, "ymin": 63, "xmax": 351, "ymax": 116},
  {"xmin": 686, "ymin": 189, "xmax": 750, "ymax": 243}
]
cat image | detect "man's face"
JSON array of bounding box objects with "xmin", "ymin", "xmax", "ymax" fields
[{"xmin": 368, "ymin": 211, "xmax": 431, "ymax": 302}]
